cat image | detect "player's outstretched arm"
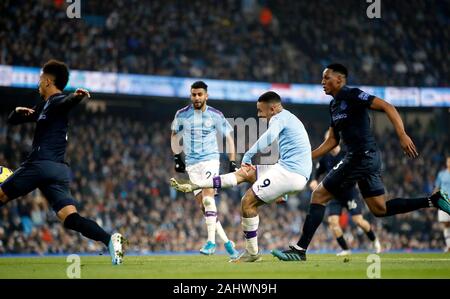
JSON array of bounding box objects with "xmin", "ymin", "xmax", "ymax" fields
[
  {"xmin": 242, "ymin": 118, "xmax": 282, "ymax": 165},
  {"xmin": 55, "ymin": 88, "xmax": 91, "ymax": 112},
  {"xmin": 370, "ymin": 97, "xmax": 418, "ymax": 158},
  {"xmin": 7, "ymin": 107, "xmax": 37, "ymax": 125},
  {"xmin": 311, "ymin": 127, "xmax": 339, "ymax": 160}
]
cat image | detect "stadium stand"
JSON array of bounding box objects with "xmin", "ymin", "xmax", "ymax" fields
[{"xmin": 0, "ymin": 0, "xmax": 448, "ymax": 86}]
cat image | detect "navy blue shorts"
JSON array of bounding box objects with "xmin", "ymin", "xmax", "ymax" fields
[
  {"xmin": 1, "ymin": 160, "xmax": 77, "ymax": 212},
  {"xmin": 328, "ymin": 188, "xmax": 363, "ymax": 216},
  {"xmin": 322, "ymin": 149, "xmax": 385, "ymax": 199}
]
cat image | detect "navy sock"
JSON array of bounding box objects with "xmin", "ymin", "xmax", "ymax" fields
[
  {"xmin": 297, "ymin": 204, "xmax": 326, "ymax": 250},
  {"xmin": 336, "ymin": 236, "xmax": 349, "ymax": 250},
  {"xmin": 64, "ymin": 213, "xmax": 111, "ymax": 247},
  {"xmin": 384, "ymin": 197, "xmax": 431, "ymax": 217},
  {"xmin": 366, "ymin": 229, "xmax": 376, "ymax": 241}
]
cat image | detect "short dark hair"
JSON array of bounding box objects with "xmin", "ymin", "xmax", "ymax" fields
[
  {"xmin": 258, "ymin": 91, "xmax": 281, "ymax": 103},
  {"xmin": 42, "ymin": 59, "xmax": 69, "ymax": 90},
  {"xmin": 191, "ymin": 81, "xmax": 208, "ymax": 91},
  {"xmin": 326, "ymin": 63, "xmax": 348, "ymax": 78}
]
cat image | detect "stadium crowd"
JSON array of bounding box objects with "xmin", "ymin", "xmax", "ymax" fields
[
  {"xmin": 0, "ymin": 108, "xmax": 447, "ymax": 255},
  {"xmin": 1, "ymin": 0, "xmax": 448, "ymax": 87}
]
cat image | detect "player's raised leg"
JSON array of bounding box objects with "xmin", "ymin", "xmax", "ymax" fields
[
  {"xmin": 363, "ymin": 191, "xmax": 450, "ymax": 218},
  {"xmin": 170, "ymin": 164, "xmax": 256, "ymax": 193}
]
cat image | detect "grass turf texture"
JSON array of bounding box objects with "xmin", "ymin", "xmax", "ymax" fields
[{"xmin": 0, "ymin": 253, "xmax": 449, "ymax": 279}]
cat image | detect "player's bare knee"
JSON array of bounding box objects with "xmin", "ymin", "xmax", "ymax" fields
[
  {"xmin": 351, "ymin": 215, "xmax": 363, "ymax": 226},
  {"xmin": 236, "ymin": 167, "xmax": 256, "ymax": 184},
  {"xmin": 329, "ymin": 222, "xmax": 341, "ymax": 233},
  {"xmin": 328, "ymin": 216, "xmax": 340, "ymax": 229},
  {"xmin": 311, "ymin": 186, "xmax": 332, "ymax": 205},
  {"xmin": 371, "ymin": 206, "xmax": 387, "ymax": 217}
]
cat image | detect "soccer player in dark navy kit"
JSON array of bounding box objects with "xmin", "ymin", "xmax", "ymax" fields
[
  {"xmin": 272, "ymin": 63, "xmax": 450, "ymax": 261},
  {"xmin": 0, "ymin": 60, "xmax": 124, "ymax": 265},
  {"xmin": 309, "ymin": 130, "xmax": 381, "ymax": 256}
]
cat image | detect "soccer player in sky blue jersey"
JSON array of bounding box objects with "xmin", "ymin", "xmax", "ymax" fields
[
  {"xmin": 435, "ymin": 156, "xmax": 450, "ymax": 251},
  {"xmin": 171, "ymin": 81, "xmax": 239, "ymax": 258},
  {"xmin": 171, "ymin": 91, "xmax": 312, "ymax": 262}
]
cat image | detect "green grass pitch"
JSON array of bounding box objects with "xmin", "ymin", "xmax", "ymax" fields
[{"xmin": 0, "ymin": 253, "xmax": 449, "ymax": 279}]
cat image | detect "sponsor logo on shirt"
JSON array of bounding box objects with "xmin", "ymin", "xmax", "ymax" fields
[
  {"xmin": 332, "ymin": 113, "xmax": 348, "ymax": 122},
  {"xmin": 358, "ymin": 92, "xmax": 370, "ymax": 101},
  {"xmin": 204, "ymin": 118, "xmax": 214, "ymax": 128}
]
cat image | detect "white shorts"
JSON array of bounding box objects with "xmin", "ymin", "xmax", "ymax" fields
[
  {"xmin": 186, "ymin": 160, "xmax": 220, "ymax": 196},
  {"xmin": 438, "ymin": 210, "xmax": 450, "ymax": 222},
  {"xmin": 252, "ymin": 164, "xmax": 308, "ymax": 204}
]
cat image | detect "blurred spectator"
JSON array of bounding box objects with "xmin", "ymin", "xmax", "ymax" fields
[{"xmin": 0, "ymin": 0, "xmax": 448, "ymax": 86}]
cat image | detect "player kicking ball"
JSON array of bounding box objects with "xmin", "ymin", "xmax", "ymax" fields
[
  {"xmin": 0, "ymin": 60, "xmax": 125, "ymax": 265},
  {"xmin": 171, "ymin": 91, "xmax": 312, "ymax": 262}
]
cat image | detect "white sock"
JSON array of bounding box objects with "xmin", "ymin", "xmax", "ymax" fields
[
  {"xmin": 216, "ymin": 220, "xmax": 229, "ymax": 243},
  {"xmin": 197, "ymin": 173, "xmax": 238, "ymax": 189},
  {"xmin": 444, "ymin": 228, "xmax": 450, "ymax": 249},
  {"xmin": 242, "ymin": 215, "xmax": 259, "ymax": 255},
  {"xmin": 291, "ymin": 244, "xmax": 305, "ymax": 251},
  {"xmin": 203, "ymin": 196, "xmax": 217, "ymax": 243}
]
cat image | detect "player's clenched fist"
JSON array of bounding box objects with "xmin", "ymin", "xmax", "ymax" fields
[
  {"xmin": 173, "ymin": 154, "xmax": 186, "ymax": 173},
  {"xmin": 74, "ymin": 88, "xmax": 91, "ymax": 99},
  {"xmin": 229, "ymin": 161, "xmax": 237, "ymax": 172}
]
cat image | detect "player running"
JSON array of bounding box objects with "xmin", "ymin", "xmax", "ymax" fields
[
  {"xmin": 171, "ymin": 81, "xmax": 239, "ymax": 258},
  {"xmin": 310, "ymin": 130, "xmax": 381, "ymax": 256},
  {"xmin": 171, "ymin": 91, "xmax": 312, "ymax": 262},
  {"xmin": 0, "ymin": 60, "xmax": 125, "ymax": 265},
  {"xmin": 272, "ymin": 63, "xmax": 450, "ymax": 262},
  {"xmin": 435, "ymin": 155, "xmax": 450, "ymax": 252}
]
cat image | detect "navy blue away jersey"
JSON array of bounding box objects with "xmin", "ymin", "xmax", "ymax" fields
[
  {"xmin": 329, "ymin": 86, "xmax": 377, "ymax": 153},
  {"xmin": 7, "ymin": 93, "xmax": 86, "ymax": 163},
  {"xmin": 314, "ymin": 151, "xmax": 346, "ymax": 180}
]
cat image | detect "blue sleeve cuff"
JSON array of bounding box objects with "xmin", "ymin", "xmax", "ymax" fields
[{"xmin": 242, "ymin": 154, "xmax": 252, "ymax": 165}]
